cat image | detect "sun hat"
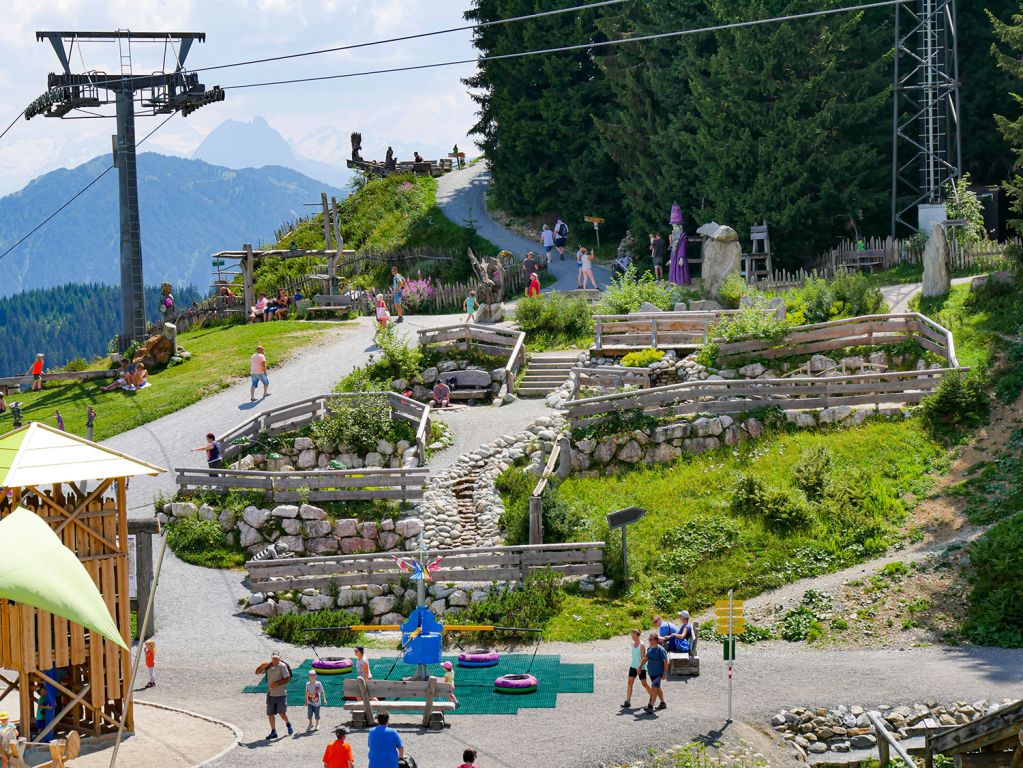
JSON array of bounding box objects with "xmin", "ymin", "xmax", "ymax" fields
[
  {"xmin": 442, "ymin": 661, "xmax": 453, "ymax": 670},
  {"xmin": 0, "ymin": 711, "xmax": 8, "ymax": 720}
]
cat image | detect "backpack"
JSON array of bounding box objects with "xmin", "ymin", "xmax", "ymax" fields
[{"xmin": 556, "ymin": 221, "xmax": 569, "ymax": 237}]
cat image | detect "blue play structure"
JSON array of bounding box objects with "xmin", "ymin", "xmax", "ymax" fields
[{"xmin": 401, "ymin": 606, "xmax": 444, "ymax": 666}]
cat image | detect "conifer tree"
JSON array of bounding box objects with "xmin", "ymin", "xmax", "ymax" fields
[{"xmin": 990, "ymin": 5, "xmax": 1023, "ymax": 230}]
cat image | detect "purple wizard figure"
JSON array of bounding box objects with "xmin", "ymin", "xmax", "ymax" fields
[{"xmin": 668, "ymin": 203, "xmax": 690, "ymax": 285}]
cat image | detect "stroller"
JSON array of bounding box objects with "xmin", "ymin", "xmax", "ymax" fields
[{"xmin": 611, "ymin": 254, "xmax": 633, "ymax": 281}]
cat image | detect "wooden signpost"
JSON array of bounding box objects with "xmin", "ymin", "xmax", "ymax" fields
[
  {"xmin": 716, "ymin": 592, "xmax": 744, "ymax": 722},
  {"xmin": 584, "ymin": 215, "xmax": 605, "ymax": 249}
]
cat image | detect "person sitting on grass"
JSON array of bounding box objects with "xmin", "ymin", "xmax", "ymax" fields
[
  {"xmin": 643, "ymin": 633, "xmax": 669, "ymax": 714},
  {"xmin": 100, "ymin": 361, "xmax": 131, "ymax": 392},
  {"xmin": 135, "ymin": 363, "xmax": 149, "ymax": 389},
  {"xmin": 430, "ymin": 381, "xmax": 451, "ymax": 408},
  {"xmin": 0, "ymin": 393, "xmax": 8, "ymax": 414}
]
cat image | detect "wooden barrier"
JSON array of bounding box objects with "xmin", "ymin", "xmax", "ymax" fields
[
  {"xmin": 714, "ymin": 313, "xmax": 958, "ymax": 367},
  {"xmin": 564, "ymin": 368, "xmax": 964, "ymax": 429},
  {"xmin": 0, "ymin": 368, "xmax": 116, "ymax": 394},
  {"xmin": 569, "ymin": 366, "xmax": 653, "ymax": 399},
  {"xmin": 245, "ymin": 541, "xmax": 605, "ymax": 592},
  {"xmin": 216, "ymin": 392, "xmax": 432, "ymax": 465},
  {"xmin": 175, "ymin": 465, "xmax": 429, "ymax": 503},
  {"xmin": 418, "ymin": 323, "xmax": 526, "ymax": 397},
  {"xmin": 593, "ymin": 311, "xmax": 741, "ymax": 353}
]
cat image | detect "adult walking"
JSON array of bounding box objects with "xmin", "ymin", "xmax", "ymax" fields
[
  {"xmin": 391, "ymin": 266, "xmax": 407, "ymax": 324},
  {"xmin": 255, "ymin": 650, "xmax": 294, "ymax": 739},
  {"xmin": 27, "ymin": 353, "xmax": 45, "ymax": 392},
  {"xmin": 623, "ymin": 629, "xmax": 652, "ymax": 709},
  {"xmin": 249, "ymin": 345, "xmax": 269, "ymax": 402},
  {"xmin": 539, "ymin": 224, "xmax": 555, "ymax": 266},
  {"xmin": 578, "ymin": 247, "xmax": 599, "ymax": 290},
  {"xmin": 192, "ymin": 433, "xmax": 223, "ymax": 469},
  {"xmin": 554, "ymin": 217, "xmax": 569, "ymax": 259},
  {"xmin": 650, "ymin": 232, "xmax": 667, "ymax": 280},
  {"xmin": 367, "ymin": 712, "xmax": 403, "ymax": 768}
]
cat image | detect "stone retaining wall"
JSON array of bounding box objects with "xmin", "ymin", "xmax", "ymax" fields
[{"xmin": 234, "ymin": 435, "xmax": 421, "ymax": 471}]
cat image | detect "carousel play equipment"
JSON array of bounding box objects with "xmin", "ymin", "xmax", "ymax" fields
[{"xmin": 5, "ymin": 729, "xmax": 81, "ymax": 768}]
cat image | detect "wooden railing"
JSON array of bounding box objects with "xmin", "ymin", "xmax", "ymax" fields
[
  {"xmin": 715, "ymin": 313, "xmax": 958, "ymax": 367},
  {"xmin": 0, "ymin": 369, "xmax": 115, "ymax": 392},
  {"xmin": 245, "ymin": 541, "xmax": 605, "ymax": 592},
  {"xmin": 175, "ymin": 465, "xmax": 429, "ymax": 504},
  {"xmin": 418, "ymin": 323, "xmax": 526, "ymax": 397},
  {"xmin": 216, "ymin": 392, "xmax": 432, "ymax": 465},
  {"xmin": 564, "ymin": 368, "xmax": 963, "ymax": 429},
  {"xmin": 593, "ymin": 311, "xmax": 740, "ymax": 352},
  {"xmin": 569, "ymin": 366, "xmax": 653, "ymax": 399},
  {"xmin": 867, "ymin": 711, "xmax": 917, "ymax": 768}
]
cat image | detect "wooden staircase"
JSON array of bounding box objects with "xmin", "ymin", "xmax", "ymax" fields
[{"xmin": 516, "ymin": 352, "xmax": 579, "ymax": 398}]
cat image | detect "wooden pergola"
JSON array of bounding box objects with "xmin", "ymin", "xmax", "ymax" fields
[{"xmin": 0, "ymin": 423, "xmax": 164, "ymax": 741}]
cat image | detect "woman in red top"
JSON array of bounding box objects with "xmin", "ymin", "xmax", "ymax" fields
[
  {"xmin": 28, "ymin": 353, "xmax": 44, "ymax": 392},
  {"xmin": 526, "ymin": 272, "xmax": 540, "ymax": 298}
]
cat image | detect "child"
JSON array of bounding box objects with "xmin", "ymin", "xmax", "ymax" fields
[
  {"xmin": 323, "ymin": 726, "xmax": 354, "ymax": 768},
  {"xmin": 306, "ymin": 670, "xmax": 327, "ymax": 730},
  {"xmin": 0, "ymin": 711, "xmax": 19, "ymax": 768},
  {"xmin": 458, "ymin": 748, "xmax": 480, "ymax": 768},
  {"xmin": 375, "ymin": 294, "xmax": 390, "ymax": 330},
  {"xmin": 463, "ymin": 290, "xmax": 478, "ymax": 323},
  {"xmin": 144, "ymin": 638, "xmax": 156, "ymax": 688},
  {"xmin": 54, "ymin": 409, "xmax": 64, "ymax": 431},
  {"xmin": 353, "ymin": 646, "xmax": 372, "ymax": 682},
  {"xmin": 441, "ymin": 661, "xmax": 459, "ymax": 708},
  {"xmin": 623, "ymin": 629, "xmax": 652, "ymax": 709},
  {"xmin": 526, "ymin": 272, "xmax": 540, "ymax": 298},
  {"xmin": 643, "ymin": 633, "xmax": 669, "ymax": 714}
]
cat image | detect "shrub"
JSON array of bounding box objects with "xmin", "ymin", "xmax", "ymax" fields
[
  {"xmin": 792, "ymin": 445, "xmax": 835, "ymax": 502},
  {"xmin": 597, "ymin": 266, "xmax": 687, "ymax": 314},
  {"xmin": 400, "ymin": 278, "xmax": 434, "ymax": 313},
  {"xmin": 800, "ymin": 277, "xmax": 835, "ymax": 324},
  {"xmin": 311, "ymin": 394, "xmax": 414, "ymax": 454},
  {"xmin": 513, "ymin": 293, "xmax": 593, "ymax": 348},
  {"xmin": 656, "ymin": 517, "xmax": 741, "ymax": 572},
  {"xmin": 730, "ymin": 474, "xmax": 812, "ymax": 531},
  {"xmin": 711, "ymin": 295, "xmax": 792, "ymax": 344},
  {"xmin": 64, "ymin": 357, "xmax": 89, "ymax": 372},
  {"xmin": 448, "ymin": 569, "xmax": 565, "ymax": 640},
  {"xmin": 964, "ymin": 514, "xmax": 1023, "ymax": 647},
  {"xmin": 780, "ymin": 590, "xmax": 833, "ymax": 641},
  {"xmin": 374, "ymin": 324, "xmax": 424, "ymax": 382},
  {"xmin": 920, "ymin": 370, "xmax": 990, "ymax": 437},
  {"xmin": 496, "ymin": 471, "xmax": 582, "ymax": 546},
  {"xmin": 265, "ymin": 608, "xmax": 362, "ymax": 645},
  {"xmin": 621, "ymin": 348, "xmax": 665, "ymax": 368},
  {"xmin": 166, "ymin": 515, "xmax": 246, "ymax": 569},
  {"xmin": 718, "ymin": 273, "xmax": 752, "ymax": 309},
  {"xmin": 830, "ymin": 269, "xmax": 887, "ymax": 317}
]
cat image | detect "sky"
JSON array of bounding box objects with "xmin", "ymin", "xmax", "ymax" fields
[{"xmin": 0, "ymin": 0, "xmax": 482, "ymax": 195}]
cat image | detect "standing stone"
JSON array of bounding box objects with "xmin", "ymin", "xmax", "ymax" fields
[
  {"xmin": 696, "ymin": 223, "xmax": 742, "ymax": 299},
  {"xmin": 922, "ymin": 223, "xmax": 951, "ymax": 297}
]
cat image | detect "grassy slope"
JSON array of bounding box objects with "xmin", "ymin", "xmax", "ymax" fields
[
  {"xmin": 2, "ymin": 321, "xmax": 328, "ymax": 441},
  {"xmin": 541, "ymin": 419, "xmax": 946, "ymax": 641}
]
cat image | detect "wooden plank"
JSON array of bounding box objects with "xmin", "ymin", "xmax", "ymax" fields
[
  {"xmin": 930, "ymin": 700, "xmax": 1023, "ymax": 754},
  {"xmin": 343, "ymin": 679, "xmax": 453, "ymax": 698}
]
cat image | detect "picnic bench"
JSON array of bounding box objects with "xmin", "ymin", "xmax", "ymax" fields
[
  {"xmin": 343, "ymin": 676, "xmax": 455, "ymax": 730},
  {"xmin": 305, "ymin": 293, "xmax": 355, "ymax": 317},
  {"xmin": 838, "ymin": 248, "xmax": 885, "ymax": 271},
  {"xmin": 439, "ymin": 368, "xmax": 493, "ymax": 401},
  {"xmin": 667, "ymin": 621, "xmax": 700, "ymax": 677}
]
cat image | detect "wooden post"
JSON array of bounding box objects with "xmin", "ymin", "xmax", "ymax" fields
[
  {"xmin": 321, "ymin": 192, "xmax": 332, "ymax": 250},
  {"xmin": 528, "ymin": 496, "xmax": 543, "ymax": 545},
  {"xmin": 135, "ymin": 532, "xmax": 154, "ymax": 640},
  {"xmin": 557, "ymin": 436, "xmax": 571, "ymax": 480},
  {"xmin": 357, "ymin": 676, "xmax": 373, "ymax": 728},
  {"xmin": 423, "ymin": 676, "xmax": 436, "ymax": 729},
  {"xmin": 242, "ymin": 243, "xmax": 255, "ymax": 321}
]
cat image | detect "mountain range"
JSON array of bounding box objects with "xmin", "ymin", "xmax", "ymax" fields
[{"xmin": 0, "ymin": 153, "xmax": 344, "ymax": 297}]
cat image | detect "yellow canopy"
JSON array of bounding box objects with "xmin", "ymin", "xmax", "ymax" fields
[{"xmin": 0, "ymin": 422, "xmax": 164, "ymax": 488}]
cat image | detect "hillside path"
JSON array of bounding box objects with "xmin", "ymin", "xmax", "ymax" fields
[
  {"xmin": 435, "ymin": 161, "xmax": 611, "ymax": 291},
  {"xmin": 881, "ymin": 275, "xmax": 976, "ymax": 313}
]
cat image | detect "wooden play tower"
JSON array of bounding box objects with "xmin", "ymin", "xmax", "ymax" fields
[{"xmin": 0, "ymin": 423, "xmax": 164, "ymax": 741}]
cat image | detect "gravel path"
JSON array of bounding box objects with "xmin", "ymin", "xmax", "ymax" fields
[
  {"xmin": 880, "ymin": 276, "xmax": 975, "ymax": 314},
  {"xmin": 435, "ymin": 162, "xmax": 611, "ymax": 291}
]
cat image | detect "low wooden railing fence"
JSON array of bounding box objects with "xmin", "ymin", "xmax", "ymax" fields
[
  {"xmin": 175, "ymin": 466, "xmax": 429, "ymax": 504},
  {"xmin": 593, "ymin": 311, "xmax": 740, "ymax": 352},
  {"xmin": 418, "ymin": 323, "xmax": 526, "ymax": 397},
  {"xmin": 0, "ymin": 369, "xmax": 115, "ymax": 393},
  {"xmin": 216, "ymin": 391, "xmax": 432, "ymax": 464},
  {"xmin": 564, "ymin": 368, "xmax": 963, "ymax": 429},
  {"xmin": 569, "ymin": 366, "xmax": 654, "ymax": 399},
  {"xmin": 714, "ymin": 313, "xmax": 958, "ymax": 367},
  {"xmin": 245, "ymin": 541, "xmax": 605, "ymax": 592}
]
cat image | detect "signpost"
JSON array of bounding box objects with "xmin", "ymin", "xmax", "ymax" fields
[
  {"xmin": 605, "ymin": 506, "xmax": 646, "ymax": 583},
  {"xmin": 584, "ymin": 215, "xmax": 605, "ymax": 250},
  {"xmin": 715, "ymin": 591, "xmax": 744, "ymax": 722}
]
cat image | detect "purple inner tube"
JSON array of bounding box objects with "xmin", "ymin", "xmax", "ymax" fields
[
  {"xmin": 458, "ymin": 649, "xmax": 500, "ymax": 667},
  {"xmin": 494, "ymin": 673, "xmax": 538, "ymax": 689},
  {"xmin": 312, "ymin": 657, "xmax": 354, "ymax": 671}
]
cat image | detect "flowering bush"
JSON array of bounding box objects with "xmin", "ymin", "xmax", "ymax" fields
[
  {"xmin": 400, "ymin": 277, "xmax": 434, "ymax": 312},
  {"xmin": 399, "ymin": 181, "xmax": 414, "ymax": 192}
]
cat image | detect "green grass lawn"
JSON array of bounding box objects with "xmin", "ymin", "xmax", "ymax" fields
[
  {"xmin": 527, "ymin": 418, "xmax": 947, "ymax": 641},
  {"xmin": 1, "ymin": 321, "xmax": 330, "ymax": 441}
]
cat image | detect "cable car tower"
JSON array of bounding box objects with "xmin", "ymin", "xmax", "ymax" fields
[
  {"xmin": 891, "ymin": 0, "xmax": 962, "ymax": 234},
  {"xmin": 25, "ymin": 31, "xmax": 224, "ymax": 346}
]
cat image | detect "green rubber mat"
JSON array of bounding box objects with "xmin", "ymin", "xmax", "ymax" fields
[{"xmin": 243, "ymin": 654, "xmax": 594, "ymax": 715}]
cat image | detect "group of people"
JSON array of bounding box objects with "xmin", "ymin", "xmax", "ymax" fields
[
  {"xmin": 99, "ymin": 358, "xmax": 149, "ymax": 393},
  {"xmin": 254, "ymin": 648, "xmax": 476, "ymax": 768},
  {"xmin": 374, "ymin": 266, "xmax": 409, "ymax": 330},
  {"xmin": 250, "ymin": 289, "xmax": 296, "ymax": 323},
  {"xmin": 623, "ymin": 611, "xmax": 695, "ymax": 715}
]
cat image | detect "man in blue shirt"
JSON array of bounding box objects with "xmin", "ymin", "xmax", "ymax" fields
[
  {"xmin": 368, "ymin": 712, "xmax": 404, "ymax": 768},
  {"xmin": 643, "ymin": 633, "xmax": 669, "ymax": 714},
  {"xmin": 652, "ymin": 615, "xmax": 681, "ymax": 652}
]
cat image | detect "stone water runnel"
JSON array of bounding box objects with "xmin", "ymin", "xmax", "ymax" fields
[{"xmin": 416, "ymin": 414, "xmax": 566, "ymax": 549}]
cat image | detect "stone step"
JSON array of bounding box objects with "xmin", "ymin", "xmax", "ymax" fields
[
  {"xmin": 519, "ymin": 375, "xmax": 569, "ymax": 384},
  {"xmin": 517, "ymin": 387, "xmax": 558, "ymax": 397}
]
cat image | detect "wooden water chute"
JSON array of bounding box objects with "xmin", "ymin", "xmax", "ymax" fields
[{"xmin": 0, "ymin": 423, "xmax": 165, "ymax": 742}]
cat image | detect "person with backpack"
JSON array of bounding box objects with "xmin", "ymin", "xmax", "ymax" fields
[
  {"xmin": 255, "ymin": 650, "xmax": 294, "ymax": 739},
  {"xmin": 391, "ymin": 266, "xmax": 407, "ymax": 323},
  {"xmin": 554, "ymin": 217, "xmax": 570, "ymax": 259}
]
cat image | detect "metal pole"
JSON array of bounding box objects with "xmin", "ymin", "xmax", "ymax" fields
[
  {"xmin": 891, "ymin": 2, "xmax": 900, "ymax": 236},
  {"xmin": 109, "ymin": 529, "xmax": 168, "ymax": 768},
  {"xmin": 414, "ymin": 578, "xmax": 428, "ymax": 681},
  {"xmin": 115, "ymin": 89, "xmax": 147, "ymax": 346},
  {"xmin": 621, "ymin": 525, "xmax": 628, "ymax": 583},
  {"xmin": 727, "ymin": 588, "xmax": 734, "ymax": 723}
]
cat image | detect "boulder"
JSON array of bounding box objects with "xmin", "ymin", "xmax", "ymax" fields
[
  {"xmin": 364, "ymin": 452, "xmax": 384, "ymax": 467},
  {"xmin": 170, "ymin": 501, "xmax": 196, "ymax": 518},
  {"xmin": 245, "ymin": 600, "xmax": 277, "ymax": 618},
  {"xmin": 197, "ymin": 504, "xmax": 216, "ymax": 522},
  {"xmin": 395, "ymin": 518, "xmax": 424, "ymax": 538},
  {"xmin": 334, "ymin": 518, "xmax": 359, "ymax": 538},
  {"xmin": 294, "ymin": 437, "xmax": 316, "ymax": 451},
  {"xmin": 922, "ymin": 223, "xmax": 951, "ymax": 297},
  {"xmin": 378, "ymin": 532, "xmax": 401, "ymax": 550},
  {"xmin": 336, "ymin": 589, "xmax": 368, "ymax": 608},
  {"xmin": 651, "ymin": 442, "xmax": 681, "ymax": 464},
  {"xmin": 299, "ymin": 504, "xmax": 327, "ymax": 520},
  {"xmin": 304, "ymin": 520, "xmax": 332, "ymax": 538},
  {"xmin": 341, "ymin": 537, "xmax": 376, "ymax": 555},
  {"xmin": 808, "ymin": 354, "xmax": 835, "ymax": 373},
  {"xmin": 377, "ymin": 440, "xmax": 394, "ymax": 456},
  {"xmin": 616, "ymin": 440, "xmax": 643, "ymax": 463},
  {"xmin": 850, "ymin": 734, "xmax": 876, "ymax": 749},
  {"xmin": 698, "ymin": 224, "xmax": 741, "ymax": 299},
  {"xmin": 305, "ymin": 537, "xmax": 338, "ymax": 555},
  {"xmin": 369, "ymin": 595, "xmax": 397, "ymax": 616},
  {"xmin": 689, "ymin": 299, "xmax": 724, "ymax": 311},
  {"xmin": 218, "ymin": 510, "xmax": 235, "ymax": 532},
  {"xmin": 242, "ymin": 506, "xmax": 271, "ymax": 529},
  {"xmin": 767, "ymin": 296, "xmax": 786, "ymax": 319},
  {"xmin": 818, "ymin": 406, "xmax": 853, "ymax": 424},
  {"xmin": 301, "ymin": 593, "xmax": 333, "ymax": 611},
  {"xmin": 279, "ymin": 535, "xmax": 304, "ymax": 553},
  {"xmin": 674, "ymin": 302, "xmax": 689, "ymax": 311},
  {"xmin": 297, "ymin": 449, "xmax": 318, "ymax": 469},
  {"xmin": 282, "ymin": 518, "xmax": 303, "ymax": 535},
  {"xmin": 238, "ymin": 522, "xmax": 262, "ymax": 548},
  {"xmin": 390, "ymin": 379, "xmax": 407, "ymax": 392},
  {"xmin": 277, "ymin": 600, "xmax": 298, "ymax": 616},
  {"xmin": 786, "ymin": 411, "xmax": 816, "ymax": 428},
  {"xmin": 447, "ymin": 589, "xmax": 470, "ymax": 607},
  {"xmin": 272, "ymin": 504, "xmax": 300, "ymax": 519},
  {"xmin": 639, "ymin": 301, "xmax": 662, "ymax": 313},
  {"xmin": 358, "ymin": 522, "xmax": 379, "ymax": 540},
  {"xmin": 739, "ymin": 362, "xmax": 766, "ymax": 378},
  {"xmin": 743, "ymin": 417, "xmax": 764, "ymax": 439}
]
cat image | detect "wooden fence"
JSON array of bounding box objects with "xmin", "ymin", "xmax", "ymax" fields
[
  {"xmin": 569, "ymin": 366, "xmax": 654, "ymax": 398},
  {"xmin": 175, "ymin": 465, "xmax": 430, "ymax": 504},
  {"xmin": 0, "ymin": 368, "xmax": 114, "ymax": 393},
  {"xmin": 564, "ymin": 367, "xmax": 963, "ymax": 429},
  {"xmin": 811, "ymin": 236, "xmax": 1020, "ymax": 280},
  {"xmin": 418, "ymin": 323, "xmax": 526, "ymax": 396},
  {"xmin": 714, "ymin": 313, "xmax": 958, "ymax": 367},
  {"xmin": 593, "ymin": 311, "xmax": 740, "ymax": 352},
  {"xmin": 245, "ymin": 541, "xmax": 605, "ymax": 592},
  {"xmin": 215, "ymin": 391, "xmax": 432, "ymax": 464}
]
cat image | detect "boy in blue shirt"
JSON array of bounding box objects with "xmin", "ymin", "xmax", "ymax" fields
[
  {"xmin": 368, "ymin": 712, "xmax": 403, "ymax": 768},
  {"xmin": 643, "ymin": 633, "xmax": 669, "ymax": 714}
]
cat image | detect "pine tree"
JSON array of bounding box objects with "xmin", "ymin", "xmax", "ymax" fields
[
  {"xmin": 990, "ymin": 5, "xmax": 1023, "ymax": 230},
  {"xmin": 677, "ymin": 0, "xmax": 891, "ymax": 263}
]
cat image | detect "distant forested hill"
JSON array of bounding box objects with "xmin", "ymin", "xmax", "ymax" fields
[
  {"xmin": 0, "ymin": 152, "xmax": 343, "ymax": 297},
  {"xmin": 0, "ymin": 283, "xmax": 202, "ymax": 376}
]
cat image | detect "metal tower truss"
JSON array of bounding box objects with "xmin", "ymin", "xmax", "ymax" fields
[
  {"xmin": 891, "ymin": 0, "xmax": 962, "ymax": 234},
  {"xmin": 25, "ymin": 31, "xmax": 225, "ymax": 346}
]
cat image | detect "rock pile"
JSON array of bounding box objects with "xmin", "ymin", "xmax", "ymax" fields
[
  {"xmin": 160, "ymin": 501, "xmax": 425, "ymax": 558},
  {"xmin": 771, "ymin": 700, "xmax": 1016, "ymax": 760},
  {"xmin": 235, "ymin": 434, "xmax": 422, "ymax": 472},
  {"xmin": 401, "ymin": 359, "xmax": 508, "ymax": 404}
]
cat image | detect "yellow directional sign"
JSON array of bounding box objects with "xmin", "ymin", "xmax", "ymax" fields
[
  {"xmin": 584, "ymin": 215, "xmax": 605, "ymax": 224},
  {"xmin": 716, "ymin": 609, "xmax": 744, "ymax": 619},
  {"xmin": 723, "ymin": 619, "xmax": 747, "ymax": 633},
  {"xmin": 715, "ymin": 600, "xmax": 744, "ymax": 610}
]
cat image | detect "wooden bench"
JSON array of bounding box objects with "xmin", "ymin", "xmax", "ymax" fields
[
  {"xmin": 667, "ymin": 621, "xmax": 700, "ymax": 677},
  {"xmin": 839, "ymin": 249, "xmax": 885, "ymax": 271},
  {"xmin": 438, "ymin": 369, "xmax": 493, "ymax": 401},
  {"xmin": 305, "ymin": 293, "xmax": 355, "ymax": 317},
  {"xmin": 343, "ymin": 676, "xmax": 455, "ymax": 730}
]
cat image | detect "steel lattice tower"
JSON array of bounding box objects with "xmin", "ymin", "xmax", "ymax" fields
[{"xmin": 891, "ymin": 0, "xmax": 962, "ymax": 234}]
